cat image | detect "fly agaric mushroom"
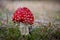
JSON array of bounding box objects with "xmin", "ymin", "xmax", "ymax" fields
[{"xmin": 12, "ymin": 7, "xmax": 34, "ymax": 35}]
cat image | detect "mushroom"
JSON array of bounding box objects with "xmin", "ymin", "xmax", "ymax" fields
[{"xmin": 12, "ymin": 7, "xmax": 34, "ymax": 35}]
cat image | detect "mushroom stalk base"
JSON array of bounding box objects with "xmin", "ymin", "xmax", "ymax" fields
[{"xmin": 19, "ymin": 23, "xmax": 29, "ymax": 35}]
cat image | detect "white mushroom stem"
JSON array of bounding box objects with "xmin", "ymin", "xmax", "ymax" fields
[{"xmin": 19, "ymin": 22, "xmax": 30, "ymax": 35}]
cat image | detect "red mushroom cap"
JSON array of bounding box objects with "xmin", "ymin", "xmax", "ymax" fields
[{"xmin": 12, "ymin": 7, "xmax": 34, "ymax": 25}]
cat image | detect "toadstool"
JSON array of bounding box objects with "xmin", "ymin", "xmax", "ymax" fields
[{"xmin": 12, "ymin": 7, "xmax": 34, "ymax": 35}]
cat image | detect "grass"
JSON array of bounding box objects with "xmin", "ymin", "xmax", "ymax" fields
[{"xmin": 0, "ymin": 22, "xmax": 60, "ymax": 40}]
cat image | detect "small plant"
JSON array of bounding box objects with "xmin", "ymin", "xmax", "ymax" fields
[{"xmin": 0, "ymin": 26, "xmax": 21, "ymax": 40}]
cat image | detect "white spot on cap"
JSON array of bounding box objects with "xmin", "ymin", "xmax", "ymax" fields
[
  {"xmin": 15, "ymin": 18, "xmax": 16, "ymax": 20},
  {"xmin": 27, "ymin": 15, "xmax": 30, "ymax": 17},
  {"xmin": 30, "ymin": 18, "xmax": 32, "ymax": 20},
  {"xmin": 19, "ymin": 15, "xmax": 21, "ymax": 16},
  {"xmin": 17, "ymin": 16, "xmax": 19, "ymax": 18}
]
